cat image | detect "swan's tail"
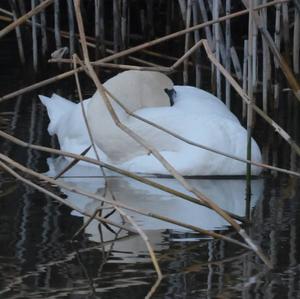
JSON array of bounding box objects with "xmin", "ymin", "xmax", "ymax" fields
[{"xmin": 39, "ymin": 93, "xmax": 74, "ymax": 135}]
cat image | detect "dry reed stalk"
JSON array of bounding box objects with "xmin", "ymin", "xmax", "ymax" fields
[
  {"xmin": 63, "ymin": 31, "xmax": 167, "ymax": 69},
  {"xmin": 9, "ymin": 0, "xmax": 25, "ymax": 64},
  {"xmin": 95, "ymin": 0, "xmax": 100, "ymax": 62},
  {"xmin": 52, "ymin": 146, "xmax": 91, "ymax": 180},
  {"xmin": 252, "ymin": 1, "xmax": 258, "ymax": 87},
  {"xmin": 49, "ymin": 58, "xmax": 170, "ymax": 72},
  {"xmin": 72, "ymin": 54, "xmax": 107, "ymax": 191},
  {"xmin": 282, "ymin": 2, "xmax": 293, "ymax": 166},
  {"xmin": 262, "ymin": 0, "xmax": 270, "ymax": 115},
  {"xmin": 192, "ymin": 0, "xmax": 201, "ymax": 87},
  {"xmin": 54, "ymin": 0, "xmax": 61, "ymax": 60},
  {"xmin": 73, "ymin": 0, "xmax": 272, "ymax": 267},
  {"xmin": 96, "ymin": 0, "xmax": 105, "ymax": 57},
  {"xmin": 115, "ymin": 206, "xmax": 162, "ymax": 279},
  {"xmin": 67, "ymin": 0, "xmax": 75, "ymax": 57},
  {"xmin": 198, "ymin": 0, "xmax": 213, "ymax": 48},
  {"xmin": 209, "ymin": 1, "xmax": 216, "ymax": 95},
  {"xmin": 274, "ymin": 3, "xmax": 281, "ymax": 110},
  {"xmin": 0, "ymin": 7, "xmax": 13, "ymax": 16},
  {"xmin": 31, "ymin": 0, "xmax": 38, "ymax": 72},
  {"xmin": 121, "ymin": 0, "xmax": 128, "ymax": 50},
  {"xmin": 0, "ymin": 15, "xmax": 12, "ymax": 22},
  {"xmin": 142, "ymin": 49, "xmax": 196, "ymax": 66},
  {"xmin": 114, "ymin": 195, "xmax": 162, "ymax": 281},
  {"xmin": 230, "ymin": 47, "xmax": 243, "ymax": 82},
  {"xmin": 282, "ymin": 2, "xmax": 290, "ymax": 63},
  {"xmin": 293, "ymin": 6, "xmax": 300, "ymax": 74},
  {"xmin": 104, "ymin": 47, "xmax": 165, "ymax": 68},
  {"xmin": 17, "ymin": 0, "xmax": 26, "ymax": 15},
  {"xmin": 71, "ymin": 205, "xmax": 109, "ymax": 241},
  {"xmin": 213, "ymin": 0, "xmax": 221, "ymax": 98},
  {"xmin": 0, "ymin": 153, "xmax": 251, "ymax": 249},
  {"xmin": 139, "ymin": 8, "xmax": 146, "ymax": 37},
  {"xmin": 291, "ymin": 4, "xmax": 299, "ymax": 171},
  {"xmin": 246, "ymin": 0, "xmax": 254, "ymax": 203},
  {"xmin": 0, "ymin": 0, "xmax": 54, "ymax": 39},
  {"xmin": 295, "ymin": 0, "xmax": 300, "ymax": 13},
  {"xmin": 178, "ymin": 0, "xmax": 187, "ymax": 22},
  {"xmin": 39, "ymin": 0, "xmax": 48, "ymax": 55},
  {"xmin": 0, "ymin": 68, "xmax": 83, "ymax": 103},
  {"xmin": 72, "ymin": 61, "xmax": 108, "ymax": 245},
  {"xmin": 184, "ymin": 0, "xmax": 192, "ymax": 85},
  {"xmin": 242, "ymin": 39, "xmax": 248, "ymax": 121},
  {"xmin": 99, "ymin": 0, "xmax": 105, "ymax": 56},
  {"xmin": 216, "ymin": 8, "xmax": 227, "ymax": 64},
  {"xmin": 0, "ymin": 0, "xmax": 286, "ymax": 103},
  {"xmin": 113, "ymin": 0, "xmax": 121, "ymax": 62},
  {"xmin": 207, "ymin": 1, "xmax": 214, "ymax": 12},
  {"xmin": 225, "ymin": 0, "xmax": 231, "ymax": 108},
  {"xmin": 63, "ymin": 37, "xmax": 165, "ymax": 68},
  {"xmin": 145, "ymin": 278, "xmax": 162, "ymax": 299},
  {"xmin": 252, "ymin": 0, "xmax": 258, "ymax": 127}
]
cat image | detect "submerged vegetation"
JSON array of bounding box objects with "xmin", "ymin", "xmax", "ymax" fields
[{"xmin": 0, "ymin": 0, "xmax": 299, "ymax": 297}]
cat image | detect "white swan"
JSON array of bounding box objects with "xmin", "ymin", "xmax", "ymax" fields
[{"xmin": 40, "ymin": 70, "xmax": 262, "ymax": 175}]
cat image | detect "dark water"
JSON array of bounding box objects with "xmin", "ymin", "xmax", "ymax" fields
[{"xmin": 1, "ymin": 47, "xmax": 300, "ymax": 299}]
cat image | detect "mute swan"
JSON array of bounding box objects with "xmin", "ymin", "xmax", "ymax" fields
[{"xmin": 40, "ymin": 70, "xmax": 262, "ymax": 175}]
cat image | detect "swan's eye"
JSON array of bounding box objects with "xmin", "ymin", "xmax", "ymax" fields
[{"xmin": 164, "ymin": 88, "xmax": 176, "ymax": 106}]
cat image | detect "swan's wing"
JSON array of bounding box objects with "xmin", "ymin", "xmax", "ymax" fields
[{"xmin": 120, "ymin": 116, "xmax": 262, "ymax": 175}]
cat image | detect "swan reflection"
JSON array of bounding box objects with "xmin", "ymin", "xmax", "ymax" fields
[{"xmin": 46, "ymin": 157, "xmax": 264, "ymax": 260}]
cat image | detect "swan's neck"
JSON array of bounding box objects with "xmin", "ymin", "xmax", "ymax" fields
[{"xmin": 87, "ymin": 92, "xmax": 146, "ymax": 162}]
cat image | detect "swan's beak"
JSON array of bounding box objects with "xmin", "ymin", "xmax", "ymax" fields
[{"xmin": 164, "ymin": 88, "xmax": 176, "ymax": 106}]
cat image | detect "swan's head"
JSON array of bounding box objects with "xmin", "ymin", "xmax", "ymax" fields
[{"xmin": 103, "ymin": 70, "xmax": 175, "ymax": 112}]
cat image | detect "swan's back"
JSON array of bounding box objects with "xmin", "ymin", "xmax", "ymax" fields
[{"xmin": 173, "ymin": 86, "xmax": 239, "ymax": 123}]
